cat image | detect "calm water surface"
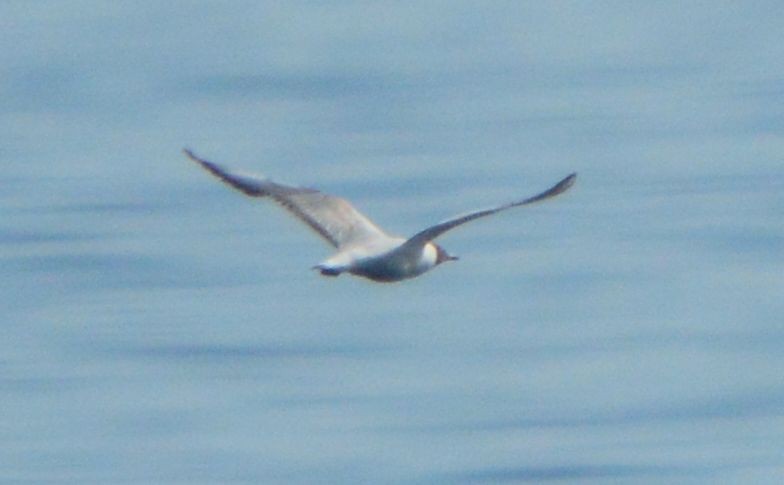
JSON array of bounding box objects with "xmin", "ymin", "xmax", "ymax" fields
[{"xmin": 2, "ymin": 2, "xmax": 783, "ymax": 483}]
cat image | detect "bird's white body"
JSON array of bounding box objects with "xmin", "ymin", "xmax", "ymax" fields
[
  {"xmin": 185, "ymin": 149, "xmax": 575, "ymax": 283},
  {"xmin": 318, "ymin": 239, "xmax": 439, "ymax": 282}
]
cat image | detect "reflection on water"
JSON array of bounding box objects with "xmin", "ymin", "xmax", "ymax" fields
[{"xmin": 2, "ymin": 2, "xmax": 784, "ymax": 483}]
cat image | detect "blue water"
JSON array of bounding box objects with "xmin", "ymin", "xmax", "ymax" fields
[{"xmin": 2, "ymin": 2, "xmax": 783, "ymax": 483}]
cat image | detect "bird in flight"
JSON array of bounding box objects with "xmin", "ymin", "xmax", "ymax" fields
[{"xmin": 185, "ymin": 149, "xmax": 576, "ymax": 283}]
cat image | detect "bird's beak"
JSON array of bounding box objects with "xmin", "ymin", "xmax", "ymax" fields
[{"xmin": 448, "ymin": 254, "xmax": 459, "ymax": 261}]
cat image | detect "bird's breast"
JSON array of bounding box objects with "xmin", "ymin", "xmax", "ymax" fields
[{"xmin": 417, "ymin": 243, "xmax": 438, "ymax": 271}]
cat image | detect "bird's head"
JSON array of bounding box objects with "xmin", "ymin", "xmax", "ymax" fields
[{"xmin": 434, "ymin": 243, "xmax": 459, "ymax": 265}]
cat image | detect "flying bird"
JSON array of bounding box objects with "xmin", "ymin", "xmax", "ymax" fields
[{"xmin": 185, "ymin": 149, "xmax": 576, "ymax": 282}]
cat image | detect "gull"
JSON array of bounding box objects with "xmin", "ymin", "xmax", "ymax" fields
[{"xmin": 185, "ymin": 149, "xmax": 576, "ymax": 283}]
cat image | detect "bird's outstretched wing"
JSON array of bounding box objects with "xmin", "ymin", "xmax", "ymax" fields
[
  {"xmin": 402, "ymin": 172, "xmax": 577, "ymax": 250},
  {"xmin": 185, "ymin": 149, "xmax": 389, "ymax": 248}
]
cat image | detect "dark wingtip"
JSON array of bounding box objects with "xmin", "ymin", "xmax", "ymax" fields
[
  {"xmin": 183, "ymin": 147, "xmax": 203, "ymax": 164},
  {"xmin": 183, "ymin": 148, "xmax": 223, "ymax": 177},
  {"xmin": 553, "ymin": 172, "xmax": 577, "ymax": 195}
]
